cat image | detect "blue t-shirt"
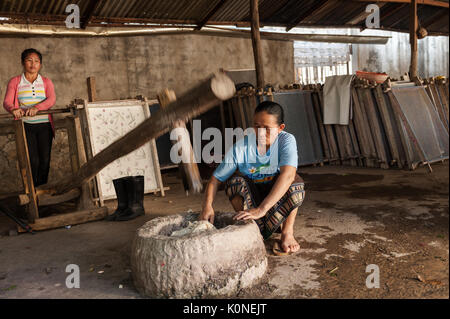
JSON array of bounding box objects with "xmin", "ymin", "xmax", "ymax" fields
[{"xmin": 213, "ymin": 131, "xmax": 298, "ymax": 183}]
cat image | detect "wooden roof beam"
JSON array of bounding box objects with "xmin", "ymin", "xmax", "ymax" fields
[
  {"xmin": 351, "ymin": 0, "xmax": 449, "ymax": 9},
  {"xmin": 80, "ymin": 0, "xmax": 103, "ymax": 29},
  {"xmin": 196, "ymin": 0, "xmax": 229, "ymax": 30},
  {"xmin": 422, "ymin": 10, "xmax": 449, "ymax": 28},
  {"xmin": 379, "ymin": 3, "xmax": 408, "ymax": 22},
  {"xmin": 286, "ymin": 0, "xmax": 329, "ymax": 31},
  {"xmin": 422, "ymin": 9, "xmax": 448, "ymax": 27}
]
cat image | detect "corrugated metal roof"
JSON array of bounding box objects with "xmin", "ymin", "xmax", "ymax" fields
[{"xmin": 0, "ymin": 0, "xmax": 448, "ymax": 35}]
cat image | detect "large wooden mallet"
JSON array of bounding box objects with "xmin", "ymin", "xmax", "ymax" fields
[{"xmin": 41, "ymin": 72, "xmax": 235, "ymax": 195}]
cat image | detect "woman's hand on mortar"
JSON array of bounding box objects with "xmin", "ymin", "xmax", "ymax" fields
[{"xmin": 233, "ymin": 207, "xmax": 266, "ymax": 221}]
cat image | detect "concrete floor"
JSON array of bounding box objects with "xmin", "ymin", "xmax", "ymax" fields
[{"xmin": 0, "ymin": 163, "xmax": 448, "ymax": 299}]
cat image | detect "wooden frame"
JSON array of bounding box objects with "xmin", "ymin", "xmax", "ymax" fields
[
  {"xmin": 80, "ymin": 98, "xmax": 166, "ymax": 206},
  {"xmin": 0, "ymin": 113, "xmax": 108, "ymax": 232}
]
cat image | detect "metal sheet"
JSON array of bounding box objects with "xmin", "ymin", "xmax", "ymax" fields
[
  {"xmin": 0, "ymin": 0, "xmax": 447, "ymax": 35},
  {"xmin": 392, "ymin": 86, "xmax": 449, "ymax": 163},
  {"xmin": 271, "ymin": 91, "xmax": 324, "ymax": 166}
]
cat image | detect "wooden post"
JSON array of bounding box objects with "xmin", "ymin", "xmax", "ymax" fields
[
  {"xmin": 409, "ymin": 0, "xmax": 418, "ymax": 78},
  {"xmin": 87, "ymin": 77, "xmax": 97, "ymax": 102},
  {"xmin": 44, "ymin": 72, "xmax": 235, "ymax": 194},
  {"xmin": 157, "ymin": 89, "xmax": 203, "ymax": 195},
  {"xmin": 65, "ymin": 115, "xmax": 97, "ymax": 209},
  {"xmin": 141, "ymin": 96, "xmax": 166, "ymax": 197},
  {"xmin": 14, "ymin": 120, "xmax": 39, "ymax": 223},
  {"xmin": 250, "ymin": 0, "xmax": 265, "ymax": 89}
]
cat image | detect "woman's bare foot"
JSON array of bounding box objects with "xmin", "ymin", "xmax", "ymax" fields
[{"xmin": 280, "ymin": 232, "xmax": 300, "ymax": 253}]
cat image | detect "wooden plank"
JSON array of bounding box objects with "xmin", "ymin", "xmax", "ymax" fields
[
  {"xmin": 17, "ymin": 207, "xmax": 108, "ymax": 232},
  {"xmin": 315, "ymin": 90, "xmax": 340, "ymax": 163},
  {"xmin": 444, "ymin": 81, "xmax": 449, "ymax": 102},
  {"xmin": 83, "ymin": 99, "xmax": 107, "ymax": 206},
  {"xmin": 342, "ymin": 124, "xmax": 358, "ymax": 166},
  {"xmin": 63, "ymin": 115, "xmax": 96, "ymax": 209},
  {"xmin": 348, "ymin": 119, "xmax": 363, "ymax": 166},
  {"xmin": 362, "ymin": 88, "xmax": 390, "ymax": 168},
  {"xmin": 356, "ymin": 88, "xmax": 379, "ymax": 166},
  {"xmin": 219, "ymin": 101, "xmax": 226, "ymax": 136},
  {"xmin": 344, "ymin": 124, "xmax": 358, "ymax": 165},
  {"xmin": 84, "ymin": 99, "xmax": 159, "ymax": 108},
  {"xmin": 65, "ymin": 117, "xmax": 81, "ymax": 175},
  {"xmin": 87, "ymin": 76, "xmax": 97, "ymax": 102},
  {"xmin": 38, "ymin": 189, "xmax": 81, "ymax": 206},
  {"xmin": 334, "ymin": 125, "xmax": 349, "ymax": 165},
  {"xmin": 386, "ymin": 91, "xmax": 416, "ymax": 169},
  {"xmin": 428, "ymin": 83, "xmax": 448, "ymax": 132},
  {"xmin": 142, "ymin": 97, "xmax": 166, "ymax": 197},
  {"xmin": 303, "ymin": 92, "xmax": 325, "ymax": 164},
  {"xmin": 78, "ymin": 102, "xmax": 101, "ymax": 206},
  {"xmin": 236, "ymin": 95, "xmax": 248, "ymax": 129},
  {"xmin": 226, "ymin": 99, "xmax": 235, "ymax": 128},
  {"xmin": 150, "ymin": 139, "xmax": 165, "ymax": 197},
  {"xmin": 231, "ymin": 97, "xmax": 244, "ymax": 129},
  {"xmin": 436, "ymin": 82, "xmax": 449, "ymax": 125},
  {"xmin": 387, "ymin": 91, "xmax": 431, "ymax": 171},
  {"xmin": 71, "ymin": 115, "xmax": 97, "ymax": 209},
  {"xmin": 242, "ymin": 91, "xmax": 255, "ymax": 128},
  {"xmin": 248, "ymin": 92, "xmax": 258, "ymax": 125},
  {"xmin": 351, "ymin": 87, "xmax": 374, "ymax": 167},
  {"xmin": 374, "ymin": 85, "xmax": 403, "ymax": 168},
  {"xmin": 310, "ymin": 91, "xmax": 331, "ymax": 160},
  {"xmin": 14, "ymin": 120, "xmax": 39, "ymax": 223},
  {"xmin": 0, "ymin": 108, "xmax": 71, "ymax": 120}
]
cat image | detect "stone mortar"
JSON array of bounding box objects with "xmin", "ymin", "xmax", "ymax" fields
[{"xmin": 131, "ymin": 211, "xmax": 268, "ymax": 299}]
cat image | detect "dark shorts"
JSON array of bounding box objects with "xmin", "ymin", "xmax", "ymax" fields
[{"xmin": 224, "ymin": 173, "xmax": 305, "ymax": 240}]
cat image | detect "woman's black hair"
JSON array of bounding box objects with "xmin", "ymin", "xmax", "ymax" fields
[
  {"xmin": 254, "ymin": 101, "xmax": 284, "ymax": 125},
  {"xmin": 21, "ymin": 48, "xmax": 42, "ymax": 64}
]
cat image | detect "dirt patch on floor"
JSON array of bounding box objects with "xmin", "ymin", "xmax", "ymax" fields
[
  {"xmin": 301, "ymin": 173, "xmax": 384, "ymax": 191},
  {"xmin": 348, "ymin": 184, "xmax": 448, "ymax": 201}
]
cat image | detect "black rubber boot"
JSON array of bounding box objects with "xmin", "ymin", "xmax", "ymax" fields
[
  {"xmin": 105, "ymin": 177, "xmax": 130, "ymax": 221},
  {"xmin": 116, "ymin": 176, "xmax": 145, "ymax": 221}
]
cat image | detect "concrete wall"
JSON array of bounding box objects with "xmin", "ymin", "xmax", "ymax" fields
[
  {"xmin": 0, "ymin": 34, "xmax": 294, "ymax": 194},
  {"xmin": 0, "ymin": 34, "xmax": 294, "ymax": 108}
]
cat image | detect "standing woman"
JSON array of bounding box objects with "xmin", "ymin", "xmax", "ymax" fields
[{"xmin": 3, "ymin": 48, "xmax": 56, "ymax": 187}]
